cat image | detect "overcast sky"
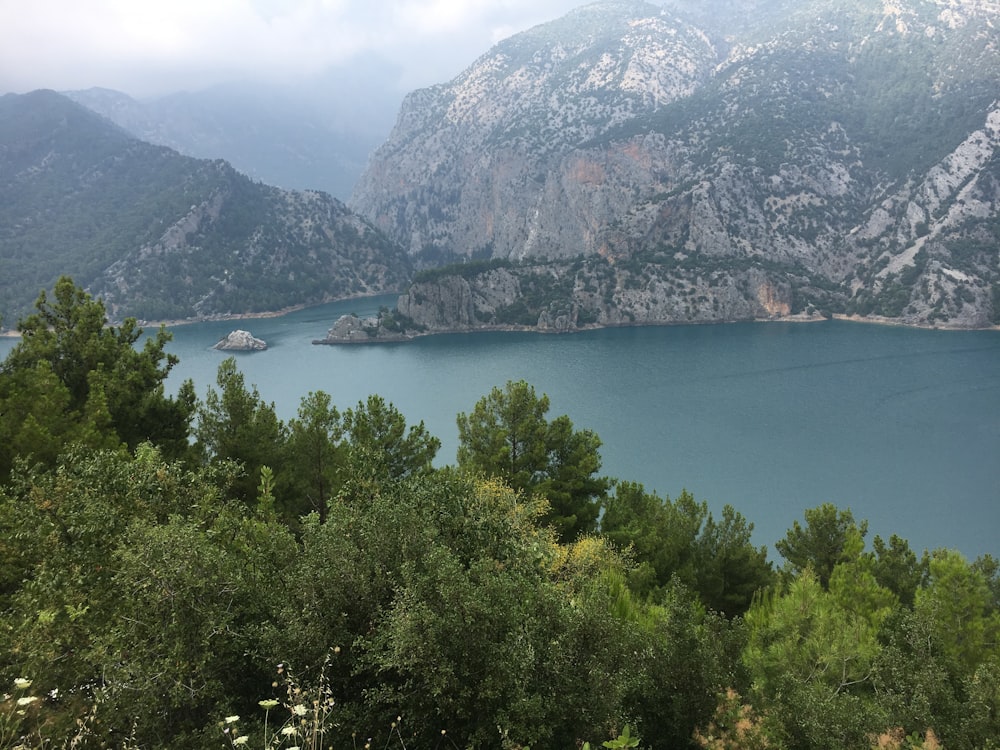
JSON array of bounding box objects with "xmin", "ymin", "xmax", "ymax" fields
[{"xmin": 0, "ymin": 0, "xmax": 587, "ymax": 98}]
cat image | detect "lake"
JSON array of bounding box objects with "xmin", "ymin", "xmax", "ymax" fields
[{"xmin": 2, "ymin": 296, "xmax": 998, "ymax": 559}]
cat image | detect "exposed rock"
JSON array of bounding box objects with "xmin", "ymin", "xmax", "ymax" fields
[
  {"xmin": 351, "ymin": 0, "xmax": 1000, "ymax": 329},
  {"xmin": 314, "ymin": 314, "xmax": 412, "ymax": 344},
  {"xmin": 213, "ymin": 330, "xmax": 267, "ymax": 351},
  {"xmin": 322, "ymin": 258, "xmax": 811, "ymax": 343}
]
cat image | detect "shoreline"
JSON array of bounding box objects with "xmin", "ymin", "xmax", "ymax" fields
[
  {"xmin": 4, "ymin": 307, "xmax": 998, "ymax": 341},
  {"xmin": 312, "ymin": 310, "xmax": 1000, "ymax": 345},
  {"xmin": 0, "ymin": 291, "xmax": 400, "ymax": 339}
]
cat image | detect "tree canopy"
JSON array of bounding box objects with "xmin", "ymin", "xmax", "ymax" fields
[
  {"xmin": 456, "ymin": 379, "xmax": 608, "ymax": 541},
  {"xmin": 1, "ymin": 278, "xmax": 998, "ymax": 750},
  {"xmin": 0, "ymin": 276, "xmax": 195, "ymax": 478}
]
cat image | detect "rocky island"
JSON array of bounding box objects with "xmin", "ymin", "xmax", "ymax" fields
[
  {"xmin": 314, "ymin": 313, "xmax": 413, "ymax": 344},
  {"xmin": 213, "ymin": 330, "xmax": 268, "ymax": 351}
]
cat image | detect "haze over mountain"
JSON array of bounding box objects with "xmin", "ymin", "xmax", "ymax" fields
[
  {"xmin": 63, "ymin": 57, "xmax": 406, "ymax": 201},
  {"xmin": 0, "ymin": 90, "xmax": 410, "ymax": 326},
  {"xmin": 349, "ymin": 0, "xmax": 1000, "ymax": 332}
]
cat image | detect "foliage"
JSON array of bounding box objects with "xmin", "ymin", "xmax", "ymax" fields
[
  {"xmin": 280, "ymin": 390, "xmax": 343, "ymax": 523},
  {"xmin": 0, "ymin": 277, "xmax": 195, "ymax": 477},
  {"xmin": 0, "ymin": 444, "xmax": 290, "ymax": 746},
  {"xmin": 743, "ymin": 569, "xmax": 892, "ymax": 748},
  {"xmin": 265, "ymin": 472, "xmax": 646, "ymax": 748},
  {"xmin": 601, "ymin": 483, "xmax": 773, "ymax": 616},
  {"xmin": 775, "ymin": 502, "xmax": 868, "ymax": 588},
  {"xmin": 868, "ymin": 534, "xmax": 928, "ymax": 607},
  {"xmin": 456, "ymin": 379, "xmax": 608, "ymax": 541},
  {"xmin": 195, "ymin": 357, "xmax": 287, "ymax": 505},
  {"xmin": 1, "ymin": 296, "xmax": 998, "ymax": 750},
  {"xmin": 693, "ymin": 689, "xmax": 770, "ymax": 750},
  {"xmin": 341, "ymin": 394, "xmax": 440, "ymax": 484}
]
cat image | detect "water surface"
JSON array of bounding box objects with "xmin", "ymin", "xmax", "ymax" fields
[{"xmin": 3, "ymin": 300, "xmax": 997, "ymax": 558}]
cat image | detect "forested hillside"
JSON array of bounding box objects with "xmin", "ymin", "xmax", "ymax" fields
[
  {"xmin": 2, "ymin": 279, "xmax": 998, "ymax": 749},
  {"xmin": 0, "ymin": 90, "xmax": 410, "ymax": 327}
]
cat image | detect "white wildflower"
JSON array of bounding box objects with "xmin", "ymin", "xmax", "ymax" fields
[
  {"xmin": 291, "ymin": 704, "xmax": 308, "ymax": 717},
  {"xmin": 13, "ymin": 678, "xmax": 31, "ymax": 689},
  {"xmin": 17, "ymin": 696, "xmax": 38, "ymax": 706},
  {"xmin": 233, "ymin": 736, "xmax": 249, "ymax": 746},
  {"xmin": 225, "ymin": 715, "xmax": 240, "ymax": 724}
]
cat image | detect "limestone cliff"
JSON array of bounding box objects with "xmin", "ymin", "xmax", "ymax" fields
[{"xmin": 351, "ymin": 0, "xmax": 1000, "ymax": 329}]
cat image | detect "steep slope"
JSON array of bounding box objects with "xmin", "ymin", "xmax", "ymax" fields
[
  {"xmin": 352, "ymin": 0, "xmax": 718, "ymax": 262},
  {"xmin": 0, "ymin": 90, "xmax": 410, "ymax": 326},
  {"xmin": 350, "ymin": 0, "xmax": 1000, "ymax": 329}
]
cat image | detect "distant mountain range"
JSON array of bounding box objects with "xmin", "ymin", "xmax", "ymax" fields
[
  {"xmin": 64, "ymin": 58, "xmax": 404, "ymax": 201},
  {"xmin": 349, "ymin": 0, "xmax": 1000, "ymax": 330},
  {"xmin": 3, "ymin": 0, "xmax": 999, "ymax": 332},
  {"xmin": 0, "ymin": 90, "xmax": 410, "ymax": 326}
]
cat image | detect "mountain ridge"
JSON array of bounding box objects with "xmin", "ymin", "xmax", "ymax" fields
[
  {"xmin": 349, "ymin": 0, "xmax": 1000, "ymax": 331},
  {"xmin": 0, "ymin": 90, "xmax": 410, "ymax": 327}
]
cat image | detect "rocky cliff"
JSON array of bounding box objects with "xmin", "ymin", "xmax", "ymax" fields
[{"xmin": 351, "ymin": 0, "xmax": 1000, "ymax": 329}]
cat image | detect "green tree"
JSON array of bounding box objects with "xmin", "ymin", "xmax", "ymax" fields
[
  {"xmin": 0, "ymin": 277, "xmax": 195, "ymax": 475},
  {"xmin": 195, "ymin": 357, "xmax": 287, "ymax": 505},
  {"xmin": 915, "ymin": 549, "xmax": 1000, "ymax": 674},
  {"xmin": 695, "ymin": 504, "xmax": 774, "ymax": 617},
  {"xmin": 456, "ymin": 380, "xmax": 608, "ymax": 541},
  {"xmin": 775, "ymin": 503, "xmax": 868, "ymax": 588},
  {"xmin": 743, "ymin": 568, "xmax": 892, "ymax": 748},
  {"xmin": 281, "ymin": 390, "xmax": 343, "ymax": 523},
  {"xmin": 626, "ymin": 582, "xmax": 745, "ymax": 749},
  {"xmin": 875, "ymin": 557, "xmax": 1000, "ymax": 749},
  {"xmin": 0, "ymin": 446, "xmax": 232, "ymax": 729},
  {"xmin": 601, "ymin": 484, "xmax": 772, "ymax": 616},
  {"xmin": 100, "ymin": 492, "xmax": 296, "ymax": 747},
  {"xmin": 601, "ymin": 482, "xmax": 705, "ymax": 599},
  {"xmin": 342, "ymin": 394, "xmax": 440, "ymax": 483},
  {"xmin": 273, "ymin": 472, "xmax": 641, "ymax": 748},
  {"xmin": 868, "ymin": 533, "xmax": 928, "ymax": 607}
]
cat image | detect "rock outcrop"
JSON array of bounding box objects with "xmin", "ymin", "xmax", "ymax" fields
[
  {"xmin": 315, "ymin": 314, "xmax": 413, "ymax": 344},
  {"xmin": 213, "ymin": 330, "xmax": 267, "ymax": 351}
]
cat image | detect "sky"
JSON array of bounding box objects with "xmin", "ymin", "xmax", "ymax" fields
[{"xmin": 0, "ymin": 0, "xmax": 589, "ymax": 99}]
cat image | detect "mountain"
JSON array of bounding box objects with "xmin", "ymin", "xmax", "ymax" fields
[
  {"xmin": 350, "ymin": 0, "xmax": 1000, "ymax": 330},
  {"xmin": 0, "ymin": 90, "xmax": 410, "ymax": 326},
  {"xmin": 64, "ymin": 58, "xmax": 404, "ymax": 201}
]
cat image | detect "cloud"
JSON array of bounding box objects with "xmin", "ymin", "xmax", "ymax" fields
[{"xmin": 0, "ymin": 0, "xmax": 583, "ymax": 97}]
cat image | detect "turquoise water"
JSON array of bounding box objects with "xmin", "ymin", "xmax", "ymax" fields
[{"xmin": 3, "ymin": 297, "xmax": 998, "ymax": 558}]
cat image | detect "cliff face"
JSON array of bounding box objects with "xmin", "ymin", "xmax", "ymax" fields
[
  {"xmin": 352, "ymin": 1, "xmax": 717, "ymax": 262},
  {"xmin": 391, "ymin": 260, "xmax": 795, "ymax": 333},
  {"xmin": 351, "ymin": 0, "xmax": 1000, "ymax": 329}
]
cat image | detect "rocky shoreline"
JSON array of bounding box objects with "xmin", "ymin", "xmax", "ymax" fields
[
  {"xmin": 5, "ymin": 301, "xmax": 995, "ymax": 344},
  {"xmin": 312, "ymin": 308, "xmax": 999, "ymax": 346}
]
